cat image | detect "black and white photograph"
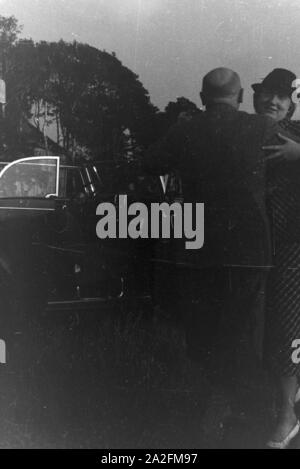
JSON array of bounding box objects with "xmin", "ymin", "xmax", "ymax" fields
[{"xmin": 0, "ymin": 0, "xmax": 300, "ymax": 451}]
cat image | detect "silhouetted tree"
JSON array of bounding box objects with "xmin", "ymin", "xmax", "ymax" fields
[
  {"xmin": 161, "ymin": 97, "xmax": 201, "ymax": 132},
  {"xmin": 0, "ymin": 15, "xmax": 24, "ymax": 154},
  {"xmin": 0, "ymin": 15, "xmax": 21, "ymax": 57},
  {"xmin": 3, "ymin": 32, "xmax": 160, "ymax": 161}
]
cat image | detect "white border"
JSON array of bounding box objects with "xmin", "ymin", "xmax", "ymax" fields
[{"xmin": 0, "ymin": 156, "xmax": 60, "ymax": 197}]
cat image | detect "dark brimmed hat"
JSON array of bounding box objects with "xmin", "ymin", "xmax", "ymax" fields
[{"xmin": 251, "ymin": 68, "xmax": 297, "ymax": 96}]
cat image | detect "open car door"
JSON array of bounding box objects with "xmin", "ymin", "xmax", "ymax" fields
[{"xmin": 0, "ymin": 156, "xmax": 60, "ymax": 213}]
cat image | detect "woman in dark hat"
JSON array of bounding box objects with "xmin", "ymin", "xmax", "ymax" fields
[
  {"xmin": 252, "ymin": 68, "xmax": 300, "ymax": 448},
  {"xmin": 253, "ymin": 68, "xmax": 300, "ymax": 158}
]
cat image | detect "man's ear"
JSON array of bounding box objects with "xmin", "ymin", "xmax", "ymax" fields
[
  {"xmin": 238, "ymin": 88, "xmax": 244, "ymax": 104},
  {"xmin": 200, "ymin": 92, "xmax": 206, "ymax": 106}
]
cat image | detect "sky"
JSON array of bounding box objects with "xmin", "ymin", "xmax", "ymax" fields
[{"xmin": 1, "ymin": 0, "xmax": 300, "ymax": 115}]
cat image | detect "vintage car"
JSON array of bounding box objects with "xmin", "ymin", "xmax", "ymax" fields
[
  {"xmin": 0, "ymin": 154, "xmax": 187, "ymax": 338},
  {"xmin": 0, "ymin": 156, "xmax": 141, "ymax": 324}
]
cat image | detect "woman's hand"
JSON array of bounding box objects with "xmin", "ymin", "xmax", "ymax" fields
[{"xmin": 263, "ymin": 133, "xmax": 300, "ymax": 161}]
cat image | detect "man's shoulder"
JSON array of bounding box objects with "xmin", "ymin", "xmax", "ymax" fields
[
  {"xmin": 165, "ymin": 113, "xmax": 207, "ymax": 140},
  {"xmin": 233, "ymin": 110, "xmax": 280, "ymax": 142},
  {"xmin": 169, "ymin": 109, "xmax": 279, "ymax": 142},
  {"xmin": 235, "ymin": 110, "xmax": 277, "ymax": 127},
  {"xmin": 189, "ymin": 108, "xmax": 276, "ymax": 129}
]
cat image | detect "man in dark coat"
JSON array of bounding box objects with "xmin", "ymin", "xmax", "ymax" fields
[
  {"xmin": 144, "ymin": 67, "xmax": 286, "ymax": 434},
  {"xmin": 146, "ymin": 68, "xmax": 280, "ymax": 269}
]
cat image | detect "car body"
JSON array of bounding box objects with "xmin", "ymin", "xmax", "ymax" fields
[
  {"xmin": 0, "ymin": 154, "xmax": 188, "ymax": 324},
  {"xmin": 0, "ymin": 156, "xmax": 136, "ymax": 317}
]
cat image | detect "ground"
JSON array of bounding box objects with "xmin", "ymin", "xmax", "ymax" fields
[{"xmin": 0, "ymin": 299, "xmax": 299, "ymax": 449}]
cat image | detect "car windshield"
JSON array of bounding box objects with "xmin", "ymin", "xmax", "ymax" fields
[{"xmin": 0, "ymin": 157, "xmax": 59, "ymax": 198}]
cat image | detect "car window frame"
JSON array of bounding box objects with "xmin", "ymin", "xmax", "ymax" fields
[{"xmin": 0, "ymin": 156, "xmax": 60, "ymax": 199}]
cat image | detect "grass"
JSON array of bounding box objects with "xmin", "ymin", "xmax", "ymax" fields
[{"xmin": 0, "ymin": 298, "xmax": 283, "ymax": 448}]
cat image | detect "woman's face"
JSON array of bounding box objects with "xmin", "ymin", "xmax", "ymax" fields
[{"xmin": 254, "ymin": 89, "xmax": 292, "ymax": 121}]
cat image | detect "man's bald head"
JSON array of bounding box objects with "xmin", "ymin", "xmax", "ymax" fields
[{"xmin": 201, "ymin": 68, "xmax": 243, "ymax": 109}]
